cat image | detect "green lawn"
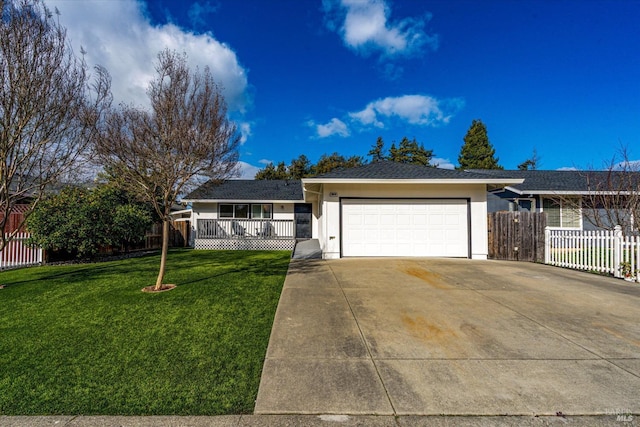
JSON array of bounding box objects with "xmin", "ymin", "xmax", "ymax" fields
[{"xmin": 0, "ymin": 249, "xmax": 291, "ymax": 415}]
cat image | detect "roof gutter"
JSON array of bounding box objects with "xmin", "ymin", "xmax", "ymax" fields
[
  {"xmin": 181, "ymin": 199, "xmax": 304, "ymax": 204},
  {"xmin": 507, "ymin": 190, "xmax": 637, "ymax": 196},
  {"xmin": 301, "ymin": 178, "xmax": 524, "ymax": 185}
]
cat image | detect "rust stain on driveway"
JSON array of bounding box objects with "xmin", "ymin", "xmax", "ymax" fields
[
  {"xmin": 403, "ymin": 265, "xmax": 451, "ymax": 289},
  {"xmin": 401, "ymin": 314, "xmax": 457, "ymax": 342},
  {"xmin": 593, "ymin": 323, "xmax": 640, "ymax": 347}
]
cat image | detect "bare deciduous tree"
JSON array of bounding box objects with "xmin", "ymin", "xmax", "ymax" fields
[
  {"xmin": 0, "ymin": 0, "xmax": 110, "ymax": 250},
  {"xmin": 94, "ymin": 49, "xmax": 240, "ymax": 290},
  {"xmin": 555, "ymin": 145, "xmax": 640, "ymax": 234},
  {"xmin": 581, "ymin": 146, "xmax": 640, "ymax": 234}
]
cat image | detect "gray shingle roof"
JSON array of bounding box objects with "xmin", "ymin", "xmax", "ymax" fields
[
  {"xmin": 469, "ymin": 169, "xmax": 637, "ymax": 193},
  {"xmin": 308, "ymin": 161, "xmax": 496, "ymax": 180},
  {"xmin": 185, "ymin": 179, "xmax": 303, "ymax": 201}
]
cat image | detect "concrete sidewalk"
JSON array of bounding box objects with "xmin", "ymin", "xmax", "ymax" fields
[
  {"xmin": 1, "ymin": 414, "xmax": 636, "ymax": 426},
  {"xmin": 255, "ymin": 258, "xmax": 640, "ymax": 417}
]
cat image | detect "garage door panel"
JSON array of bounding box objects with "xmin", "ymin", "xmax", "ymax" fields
[
  {"xmin": 396, "ymin": 229, "xmax": 414, "ymax": 240},
  {"xmin": 413, "ymin": 214, "xmax": 427, "ymax": 225},
  {"xmin": 446, "ymin": 215, "xmax": 462, "ymax": 225},
  {"xmin": 430, "ymin": 214, "xmax": 444, "ymax": 225},
  {"xmin": 342, "ymin": 199, "xmax": 468, "ymax": 257},
  {"xmin": 364, "ymin": 215, "xmax": 378, "ymax": 225},
  {"xmin": 380, "ymin": 214, "xmax": 395, "ymax": 225},
  {"xmin": 397, "ymin": 214, "xmax": 411, "ymax": 225}
]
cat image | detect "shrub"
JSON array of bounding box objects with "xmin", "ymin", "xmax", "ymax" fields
[{"xmin": 28, "ymin": 186, "xmax": 153, "ymax": 258}]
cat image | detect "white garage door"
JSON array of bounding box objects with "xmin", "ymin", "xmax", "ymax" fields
[{"xmin": 342, "ymin": 199, "xmax": 469, "ymax": 257}]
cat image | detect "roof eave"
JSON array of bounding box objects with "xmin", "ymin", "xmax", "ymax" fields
[
  {"xmin": 301, "ymin": 178, "xmax": 525, "ymax": 185},
  {"xmin": 182, "ymin": 198, "xmax": 304, "ymax": 203},
  {"xmin": 517, "ymin": 190, "xmax": 637, "ymax": 196}
]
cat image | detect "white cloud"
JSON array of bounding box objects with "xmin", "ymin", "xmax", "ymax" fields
[
  {"xmin": 258, "ymin": 159, "xmax": 273, "ymax": 165},
  {"xmin": 308, "ymin": 118, "xmax": 351, "ymax": 138},
  {"xmin": 349, "ymin": 95, "xmax": 465, "ymax": 128},
  {"xmin": 238, "ymin": 122, "xmax": 252, "ymax": 144},
  {"xmin": 349, "ymin": 107, "xmax": 384, "ymax": 128},
  {"xmin": 557, "ymin": 167, "xmax": 579, "ymax": 171},
  {"xmin": 431, "ymin": 157, "xmax": 455, "ymax": 170},
  {"xmin": 613, "ymin": 160, "xmax": 640, "ymax": 171},
  {"xmin": 323, "ymin": 0, "xmax": 438, "ymax": 58},
  {"xmin": 48, "ymin": 0, "xmax": 250, "ymax": 113},
  {"xmin": 234, "ymin": 161, "xmax": 260, "ymax": 179}
]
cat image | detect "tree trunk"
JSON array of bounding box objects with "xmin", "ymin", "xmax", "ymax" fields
[{"xmin": 154, "ymin": 219, "xmax": 170, "ymax": 290}]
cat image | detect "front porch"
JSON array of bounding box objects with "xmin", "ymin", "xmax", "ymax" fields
[{"xmin": 194, "ymin": 219, "xmax": 296, "ymax": 250}]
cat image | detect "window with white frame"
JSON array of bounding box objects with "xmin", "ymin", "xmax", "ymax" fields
[
  {"xmin": 543, "ymin": 198, "xmax": 581, "ymax": 228},
  {"xmin": 219, "ymin": 203, "xmax": 272, "ymax": 219},
  {"xmin": 251, "ymin": 204, "xmax": 272, "ymax": 219}
]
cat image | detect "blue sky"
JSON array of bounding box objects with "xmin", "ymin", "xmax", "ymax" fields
[{"xmin": 49, "ymin": 0, "xmax": 640, "ymax": 176}]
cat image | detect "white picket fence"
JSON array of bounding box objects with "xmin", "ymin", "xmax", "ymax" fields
[
  {"xmin": 545, "ymin": 226, "xmax": 640, "ymax": 281},
  {"xmin": 0, "ymin": 233, "xmax": 43, "ymax": 270}
]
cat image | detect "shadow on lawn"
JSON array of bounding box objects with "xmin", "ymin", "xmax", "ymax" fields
[
  {"xmin": 181, "ymin": 264, "xmax": 289, "ymax": 287},
  {"xmin": 1, "ymin": 250, "xmax": 292, "ymax": 289},
  {"xmin": 0, "ymin": 254, "xmax": 161, "ymax": 288},
  {"xmin": 1, "ymin": 264, "xmax": 115, "ymax": 287},
  {"xmin": 179, "ymin": 251, "xmax": 290, "ymax": 285}
]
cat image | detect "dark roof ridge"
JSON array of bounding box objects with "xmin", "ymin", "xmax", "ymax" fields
[
  {"xmin": 308, "ymin": 160, "xmax": 496, "ymax": 180},
  {"xmin": 184, "ymin": 178, "xmax": 303, "ymax": 201}
]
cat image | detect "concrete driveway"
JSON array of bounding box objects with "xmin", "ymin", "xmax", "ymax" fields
[{"xmin": 254, "ymin": 258, "xmax": 640, "ymax": 416}]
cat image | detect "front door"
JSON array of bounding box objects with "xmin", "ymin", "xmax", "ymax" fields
[{"xmin": 294, "ymin": 203, "xmax": 312, "ymax": 239}]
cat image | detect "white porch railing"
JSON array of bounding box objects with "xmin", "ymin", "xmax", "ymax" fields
[
  {"xmin": 197, "ymin": 219, "xmax": 295, "ymax": 240},
  {"xmin": 545, "ymin": 226, "xmax": 640, "ymax": 281},
  {"xmin": 1, "ymin": 232, "xmax": 43, "ymax": 270}
]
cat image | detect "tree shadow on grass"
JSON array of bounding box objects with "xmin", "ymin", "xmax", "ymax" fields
[
  {"xmin": 180, "ymin": 264, "xmax": 290, "ymax": 287},
  {"xmin": 177, "ymin": 253, "xmax": 291, "ymax": 287},
  {"xmin": 0, "ymin": 250, "xmax": 292, "ymax": 290},
  {"xmin": 0, "ymin": 255, "xmax": 161, "ymax": 288}
]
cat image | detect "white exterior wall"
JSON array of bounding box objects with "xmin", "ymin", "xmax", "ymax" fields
[
  {"xmin": 191, "ymin": 202, "xmax": 219, "ymax": 221},
  {"xmin": 310, "ymin": 200, "xmax": 320, "ymax": 239},
  {"xmin": 317, "ymin": 183, "xmax": 489, "ymax": 260},
  {"xmin": 272, "ymin": 203, "xmax": 295, "ymax": 220}
]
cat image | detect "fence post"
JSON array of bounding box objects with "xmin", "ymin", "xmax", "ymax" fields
[
  {"xmin": 544, "ymin": 226, "xmax": 550, "ymax": 264},
  {"xmin": 613, "ymin": 225, "xmax": 623, "ymax": 278}
]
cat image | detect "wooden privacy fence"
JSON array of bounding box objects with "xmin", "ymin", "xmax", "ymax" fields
[
  {"xmin": 545, "ymin": 226, "xmax": 640, "ymax": 281},
  {"xmin": 144, "ymin": 221, "xmax": 191, "ymax": 249},
  {"xmin": 0, "ymin": 232, "xmax": 43, "ymax": 270},
  {"xmin": 488, "ymin": 212, "xmax": 546, "ymax": 262}
]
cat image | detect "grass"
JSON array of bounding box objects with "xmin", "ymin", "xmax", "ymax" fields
[{"xmin": 0, "ymin": 249, "xmax": 291, "ymax": 415}]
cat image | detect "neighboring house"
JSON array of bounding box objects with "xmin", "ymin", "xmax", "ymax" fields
[
  {"xmin": 471, "ymin": 169, "xmax": 637, "ymax": 231},
  {"xmin": 185, "ymin": 162, "xmax": 522, "ymax": 259}
]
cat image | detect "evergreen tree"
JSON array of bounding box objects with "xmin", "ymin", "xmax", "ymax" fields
[
  {"xmin": 457, "ymin": 119, "xmax": 503, "ymax": 170},
  {"xmin": 344, "ymin": 155, "xmax": 365, "ymax": 168},
  {"xmin": 517, "ymin": 148, "xmax": 541, "ymax": 170},
  {"xmin": 388, "ymin": 143, "xmax": 399, "ymax": 162},
  {"xmin": 312, "ymin": 152, "xmax": 364, "ymax": 175},
  {"xmin": 288, "ymin": 154, "xmax": 312, "ymax": 179},
  {"xmin": 368, "ymin": 136, "xmax": 386, "ymax": 162},
  {"xmin": 255, "ymin": 161, "xmax": 288, "ymax": 180},
  {"xmin": 388, "ymin": 137, "xmax": 434, "ymax": 166}
]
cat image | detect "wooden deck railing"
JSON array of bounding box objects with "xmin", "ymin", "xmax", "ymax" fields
[{"xmin": 197, "ymin": 219, "xmax": 294, "ymax": 240}]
